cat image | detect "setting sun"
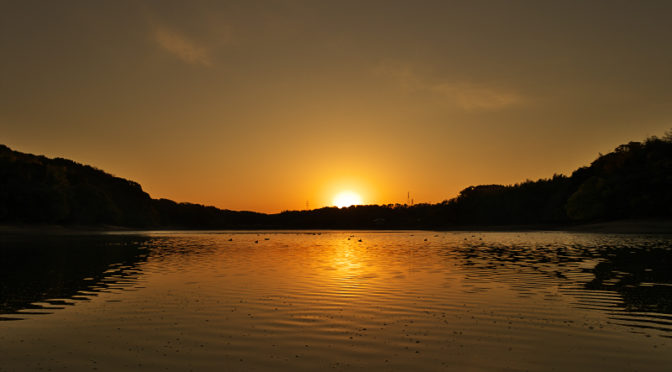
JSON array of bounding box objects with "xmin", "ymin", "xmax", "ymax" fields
[
  {"xmin": 2, "ymin": 2, "xmax": 672, "ymax": 371},
  {"xmin": 333, "ymin": 191, "xmax": 363, "ymax": 208}
]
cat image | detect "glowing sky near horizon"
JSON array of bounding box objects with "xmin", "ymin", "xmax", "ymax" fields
[{"xmin": 1, "ymin": 1, "xmax": 671, "ymax": 212}]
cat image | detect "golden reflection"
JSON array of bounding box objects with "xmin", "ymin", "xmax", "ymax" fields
[{"xmin": 322, "ymin": 235, "xmax": 377, "ymax": 292}]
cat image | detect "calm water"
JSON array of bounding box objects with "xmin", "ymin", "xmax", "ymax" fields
[{"xmin": 1, "ymin": 231, "xmax": 671, "ymax": 371}]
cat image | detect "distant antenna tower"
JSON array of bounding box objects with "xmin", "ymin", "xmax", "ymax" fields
[
  {"xmin": 407, "ymin": 191, "xmax": 410, "ymax": 205},
  {"xmin": 306, "ymin": 200, "xmax": 310, "ymax": 210}
]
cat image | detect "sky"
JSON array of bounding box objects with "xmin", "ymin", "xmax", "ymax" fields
[{"xmin": 1, "ymin": 0, "xmax": 671, "ymax": 213}]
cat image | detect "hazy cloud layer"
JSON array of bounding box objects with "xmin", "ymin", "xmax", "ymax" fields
[
  {"xmin": 152, "ymin": 25, "xmax": 213, "ymax": 66},
  {"xmin": 375, "ymin": 63, "xmax": 524, "ymax": 111},
  {"xmin": 433, "ymin": 83, "xmax": 524, "ymax": 111},
  {"xmin": 2, "ymin": 1, "xmax": 671, "ymax": 212}
]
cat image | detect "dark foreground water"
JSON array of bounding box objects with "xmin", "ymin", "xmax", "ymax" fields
[{"xmin": 1, "ymin": 231, "xmax": 671, "ymax": 371}]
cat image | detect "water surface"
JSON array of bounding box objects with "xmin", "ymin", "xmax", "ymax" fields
[{"xmin": 1, "ymin": 231, "xmax": 671, "ymax": 371}]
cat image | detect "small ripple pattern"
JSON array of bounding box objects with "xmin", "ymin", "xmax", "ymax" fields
[{"xmin": 1, "ymin": 231, "xmax": 671, "ymax": 371}]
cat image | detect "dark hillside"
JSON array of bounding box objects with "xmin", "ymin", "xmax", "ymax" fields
[
  {"xmin": 1, "ymin": 131, "xmax": 671, "ymax": 229},
  {"xmin": 438, "ymin": 134, "xmax": 672, "ymax": 226},
  {"xmin": 0, "ymin": 145, "xmax": 156, "ymax": 226},
  {"xmin": 566, "ymin": 139, "xmax": 672, "ymax": 220}
]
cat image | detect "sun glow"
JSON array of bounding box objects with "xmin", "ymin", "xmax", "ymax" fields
[{"xmin": 333, "ymin": 191, "xmax": 363, "ymax": 208}]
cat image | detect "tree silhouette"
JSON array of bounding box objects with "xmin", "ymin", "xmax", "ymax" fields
[{"xmin": 1, "ymin": 131, "xmax": 671, "ymax": 229}]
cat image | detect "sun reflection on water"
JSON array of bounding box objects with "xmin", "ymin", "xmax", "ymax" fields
[{"xmin": 2, "ymin": 231, "xmax": 672, "ymax": 371}]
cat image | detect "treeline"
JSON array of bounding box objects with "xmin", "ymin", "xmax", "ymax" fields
[
  {"xmin": 0, "ymin": 145, "xmax": 265, "ymax": 228},
  {"xmin": 1, "ymin": 132, "xmax": 671, "ymax": 229},
  {"xmin": 437, "ymin": 134, "xmax": 672, "ymax": 226},
  {"xmin": 0, "ymin": 146, "xmax": 156, "ymax": 226}
]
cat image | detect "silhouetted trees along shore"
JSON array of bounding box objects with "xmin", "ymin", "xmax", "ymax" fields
[{"xmin": 1, "ymin": 132, "xmax": 671, "ymax": 229}]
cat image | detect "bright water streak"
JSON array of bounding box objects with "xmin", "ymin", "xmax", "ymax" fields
[{"xmin": 1, "ymin": 231, "xmax": 671, "ymax": 371}]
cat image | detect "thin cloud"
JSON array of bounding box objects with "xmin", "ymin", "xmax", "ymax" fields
[
  {"xmin": 433, "ymin": 83, "xmax": 524, "ymax": 111},
  {"xmin": 153, "ymin": 26, "xmax": 212, "ymax": 66},
  {"xmin": 373, "ymin": 63, "xmax": 423, "ymax": 92},
  {"xmin": 375, "ymin": 62, "xmax": 524, "ymax": 111}
]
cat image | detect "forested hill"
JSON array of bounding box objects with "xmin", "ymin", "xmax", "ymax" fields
[
  {"xmin": 438, "ymin": 135, "xmax": 672, "ymax": 226},
  {"xmin": 1, "ymin": 133, "xmax": 671, "ymax": 229},
  {"xmin": 0, "ymin": 145, "xmax": 265, "ymax": 227}
]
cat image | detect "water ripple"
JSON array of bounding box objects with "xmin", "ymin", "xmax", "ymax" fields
[{"xmin": 1, "ymin": 231, "xmax": 671, "ymax": 371}]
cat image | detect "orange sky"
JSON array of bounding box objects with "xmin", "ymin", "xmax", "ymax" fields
[{"xmin": 2, "ymin": 1, "xmax": 671, "ymax": 213}]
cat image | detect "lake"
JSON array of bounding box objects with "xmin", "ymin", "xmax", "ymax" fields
[{"xmin": 1, "ymin": 231, "xmax": 671, "ymax": 371}]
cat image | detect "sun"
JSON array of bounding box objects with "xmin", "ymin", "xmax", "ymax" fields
[{"xmin": 333, "ymin": 191, "xmax": 363, "ymax": 208}]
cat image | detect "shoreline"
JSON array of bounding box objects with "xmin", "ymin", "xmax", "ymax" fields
[
  {"xmin": 560, "ymin": 218, "xmax": 672, "ymax": 234},
  {"xmin": 1, "ymin": 219, "xmax": 671, "ymax": 235}
]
